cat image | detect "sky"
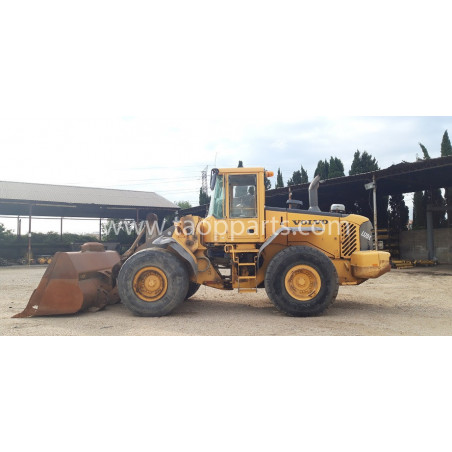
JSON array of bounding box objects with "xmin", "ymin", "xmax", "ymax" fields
[
  {"xmin": 1, "ymin": 1, "xmax": 451, "ymax": 233},
  {"xmin": 2, "ymin": 116, "xmax": 450, "ymax": 233},
  {"xmin": 1, "ymin": 116, "xmax": 451, "ymax": 202}
]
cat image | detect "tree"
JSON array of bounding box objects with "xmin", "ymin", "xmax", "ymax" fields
[
  {"xmin": 287, "ymin": 170, "xmax": 302, "ymax": 186},
  {"xmin": 0, "ymin": 223, "xmax": 11, "ymax": 237},
  {"xmin": 275, "ymin": 168, "xmax": 284, "ymax": 188},
  {"xmin": 315, "ymin": 157, "xmax": 344, "ymax": 180},
  {"xmin": 441, "ymin": 130, "xmax": 452, "ymax": 226},
  {"xmin": 388, "ymin": 193, "xmax": 409, "ymax": 234},
  {"xmin": 349, "ymin": 150, "xmax": 379, "ymax": 175},
  {"xmin": 300, "ymin": 166, "xmax": 309, "ymax": 183},
  {"xmin": 287, "ymin": 165, "xmax": 309, "ymax": 186},
  {"xmin": 347, "ymin": 150, "xmax": 385, "ymax": 225},
  {"xmin": 441, "ymin": 130, "xmax": 452, "ymax": 156},
  {"xmin": 175, "ymin": 200, "xmax": 192, "ymax": 210},
  {"xmin": 424, "ymin": 187, "xmax": 445, "ymax": 228},
  {"xmin": 264, "ymin": 172, "xmax": 272, "ymax": 190},
  {"xmin": 199, "ymin": 187, "xmax": 210, "ymax": 205},
  {"xmin": 314, "ymin": 159, "xmax": 329, "ymax": 180},
  {"xmin": 412, "ymin": 191, "xmax": 427, "ymax": 229},
  {"xmin": 412, "ymin": 143, "xmax": 429, "ymax": 229},
  {"xmin": 237, "ymin": 160, "xmax": 243, "ymax": 168},
  {"xmin": 328, "ymin": 156, "xmax": 345, "ymax": 179},
  {"xmin": 0, "ymin": 223, "xmax": 13, "ymax": 246},
  {"xmin": 417, "ymin": 143, "xmax": 445, "ymax": 228},
  {"xmin": 419, "ymin": 142, "xmax": 430, "ymax": 160}
]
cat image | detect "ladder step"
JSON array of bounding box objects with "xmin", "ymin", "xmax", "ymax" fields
[{"xmin": 234, "ymin": 252, "xmax": 258, "ymax": 292}]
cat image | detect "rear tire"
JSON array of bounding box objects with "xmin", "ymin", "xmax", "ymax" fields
[
  {"xmin": 185, "ymin": 282, "xmax": 200, "ymax": 300},
  {"xmin": 118, "ymin": 248, "xmax": 189, "ymax": 317},
  {"xmin": 265, "ymin": 246, "xmax": 338, "ymax": 317}
]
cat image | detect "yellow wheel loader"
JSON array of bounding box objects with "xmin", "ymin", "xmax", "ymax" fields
[{"xmin": 14, "ymin": 167, "xmax": 390, "ymax": 318}]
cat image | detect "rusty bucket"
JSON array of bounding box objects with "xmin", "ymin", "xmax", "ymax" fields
[{"xmin": 13, "ymin": 243, "xmax": 120, "ymax": 318}]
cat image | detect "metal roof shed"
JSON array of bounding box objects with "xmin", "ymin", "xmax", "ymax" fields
[{"xmin": 0, "ymin": 181, "xmax": 177, "ymax": 220}]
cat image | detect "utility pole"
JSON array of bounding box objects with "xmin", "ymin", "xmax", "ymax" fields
[
  {"xmin": 372, "ymin": 175, "xmax": 378, "ymax": 250},
  {"xmin": 364, "ymin": 176, "xmax": 378, "ymax": 251},
  {"xmin": 28, "ymin": 204, "xmax": 32, "ymax": 265},
  {"xmin": 201, "ymin": 165, "xmax": 208, "ymax": 195}
]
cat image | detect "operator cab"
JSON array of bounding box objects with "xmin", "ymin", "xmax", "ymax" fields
[
  {"xmin": 208, "ymin": 168, "xmax": 259, "ymax": 220},
  {"xmin": 203, "ymin": 167, "xmax": 267, "ymax": 243}
]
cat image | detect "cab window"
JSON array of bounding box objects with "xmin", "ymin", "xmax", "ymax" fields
[
  {"xmin": 229, "ymin": 174, "xmax": 257, "ymax": 218},
  {"xmin": 207, "ymin": 175, "xmax": 225, "ymax": 219}
]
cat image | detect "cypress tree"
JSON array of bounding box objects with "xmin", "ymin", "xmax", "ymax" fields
[
  {"xmin": 349, "ymin": 150, "xmax": 379, "ymax": 175},
  {"xmin": 419, "ymin": 142, "xmax": 430, "ymax": 160},
  {"xmin": 328, "ymin": 156, "xmax": 345, "ymax": 179},
  {"xmin": 388, "ymin": 193, "xmax": 409, "ymax": 233},
  {"xmin": 199, "ymin": 187, "xmax": 210, "ymax": 205},
  {"xmin": 418, "ymin": 143, "xmax": 445, "ymax": 227},
  {"xmin": 441, "ymin": 130, "xmax": 452, "ymax": 156},
  {"xmin": 412, "ymin": 191, "xmax": 427, "ymax": 229},
  {"xmin": 287, "ymin": 170, "xmax": 302, "ymax": 186},
  {"xmin": 314, "ymin": 159, "xmax": 329, "ymax": 180},
  {"xmin": 287, "ymin": 166, "xmax": 309, "ymax": 186},
  {"xmin": 348, "ymin": 150, "xmax": 383, "ymax": 221},
  {"xmin": 300, "ymin": 166, "xmax": 309, "ymax": 183},
  {"xmin": 275, "ymin": 168, "xmax": 284, "ymax": 188}
]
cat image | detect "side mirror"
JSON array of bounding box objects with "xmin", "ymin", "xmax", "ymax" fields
[{"xmin": 210, "ymin": 168, "xmax": 219, "ymax": 191}]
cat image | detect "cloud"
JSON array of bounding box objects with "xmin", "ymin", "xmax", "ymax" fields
[
  {"xmin": 1, "ymin": 117, "xmax": 451, "ymax": 211},
  {"xmin": 206, "ymin": 117, "xmax": 452, "ymax": 184}
]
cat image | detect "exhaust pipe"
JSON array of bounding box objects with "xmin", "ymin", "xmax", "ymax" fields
[{"xmin": 308, "ymin": 175, "xmax": 321, "ymax": 212}]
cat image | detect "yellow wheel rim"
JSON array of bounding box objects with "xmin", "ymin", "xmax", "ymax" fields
[
  {"xmin": 284, "ymin": 265, "xmax": 321, "ymax": 301},
  {"xmin": 133, "ymin": 267, "xmax": 168, "ymax": 302}
]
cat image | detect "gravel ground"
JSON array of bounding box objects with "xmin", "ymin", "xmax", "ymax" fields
[{"xmin": 1, "ymin": 265, "xmax": 452, "ymax": 335}]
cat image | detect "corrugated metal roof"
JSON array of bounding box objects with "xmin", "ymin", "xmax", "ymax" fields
[
  {"xmin": 267, "ymin": 155, "xmax": 452, "ymax": 197},
  {"xmin": 0, "ymin": 180, "xmax": 177, "ymax": 209}
]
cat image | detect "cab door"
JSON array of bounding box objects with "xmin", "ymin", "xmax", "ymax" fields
[{"xmin": 226, "ymin": 174, "xmax": 262, "ymax": 242}]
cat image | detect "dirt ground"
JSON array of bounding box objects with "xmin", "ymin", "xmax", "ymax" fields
[{"xmin": 1, "ymin": 265, "xmax": 451, "ymax": 336}]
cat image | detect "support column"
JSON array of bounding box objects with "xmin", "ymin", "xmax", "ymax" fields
[
  {"xmin": 426, "ymin": 208, "xmax": 435, "ymax": 260},
  {"xmin": 99, "ymin": 218, "xmax": 102, "ymax": 241},
  {"xmin": 60, "ymin": 217, "xmax": 63, "ymax": 240},
  {"xmin": 372, "ymin": 175, "xmax": 378, "ymax": 251},
  {"xmin": 17, "ymin": 216, "xmax": 21, "ymax": 237},
  {"xmin": 28, "ymin": 205, "xmax": 32, "ymax": 265}
]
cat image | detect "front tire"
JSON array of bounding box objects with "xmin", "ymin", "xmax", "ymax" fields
[
  {"xmin": 185, "ymin": 282, "xmax": 200, "ymax": 300},
  {"xmin": 118, "ymin": 248, "xmax": 189, "ymax": 316},
  {"xmin": 265, "ymin": 246, "xmax": 338, "ymax": 317}
]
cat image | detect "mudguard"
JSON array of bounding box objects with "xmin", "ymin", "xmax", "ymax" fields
[{"xmin": 152, "ymin": 235, "xmax": 198, "ymax": 275}]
